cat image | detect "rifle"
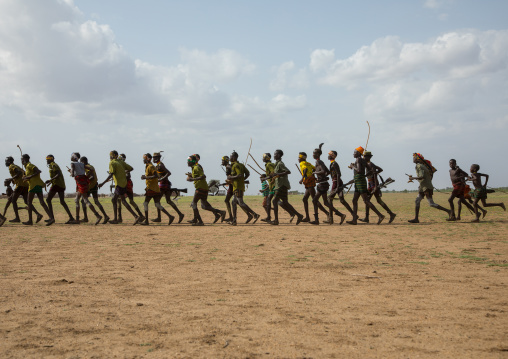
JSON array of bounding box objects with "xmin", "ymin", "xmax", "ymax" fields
[
  {"xmin": 170, "ymin": 188, "xmax": 188, "ymax": 199},
  {"xmin": 378, "ymin": 176, "xmax": 395, "ymax": 190}
]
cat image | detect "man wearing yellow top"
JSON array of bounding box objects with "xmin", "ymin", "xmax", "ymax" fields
[
  {"xmin": 298, "ymin": 152, "xmax": 329, "ymax": 223},
  {"xmin": 227, "ymin": 151, "xmax": 259, "ymax": 226},
  {"xmin": 140, "ymin": 153, "xmax": 174, "ymax": 225},
  {"xmin": 79, "ymin": 157, "xmax": 110, "ymax": 224},
  {"xmin": 3, "ymin": 156, "xmax": 42, "ymax": 223},
  {"xmin": 20, "ymin": 154, "xmax": 54, "ymax": 226},
  {"xmin": 44, "ymin": 154, "xmax": 76, "ymax": 224},
  {"xmin": 186, "ymin": 155, "xmax": 225, "ymax": 226},
  {"xmin": 117, "ymin": 154, "xmax": 144, "ymax": 223},
  {"xmin": 99, "ymin": 150, "xmax": 140, "ymax": 225}
]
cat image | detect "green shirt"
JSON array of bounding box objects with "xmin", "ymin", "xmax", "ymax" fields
[
  {"xmin": 274, "ymin": 160, "xmax": 291, "ymax": 190},
  {"xmin": 192, "ymin": 165, "xmax": 208, "ymax": 190},
  {"xmin": 109, "ymin": 159, "xmax": 128, "ymax": 188},
  {"xmin": 48, "ymin": 162, "xmax": 66, "ymax": 189},
  {"xmin": 119, "ymin": 160, "xmax": 133, "ymax": 179},
  {"xmin": 231, "ymin": 161, "xmax": 247, "ymax": 192},
  {"xmin": 25, "ymin": 162, "xmax": 46, "ymax": 191},
  {"xmin": 265, "ymin": 162, "xmax": 275, "ymax": 190},
  {"xmin": 416, "ymin": 163, "xmax": 433, "ymax": 193}
]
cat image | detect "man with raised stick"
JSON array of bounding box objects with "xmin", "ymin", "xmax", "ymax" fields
[
  {"xmin": 227, "ymin": 151, "xmax": 260, "ymax": 225},
  {"xmin": 347, "ymin": 147, "xmax": 385, "ymax": 225}
]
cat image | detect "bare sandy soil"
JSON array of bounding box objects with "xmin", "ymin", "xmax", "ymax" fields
[{"xmin": 0, "ymin": 193, "xmax": 507, "ymax": 358}]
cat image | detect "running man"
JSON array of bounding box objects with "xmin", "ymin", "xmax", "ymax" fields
[
  {"xmin": 140, "ymin": 153, "xmax": 174, "ymax": 225},
  {"xmin": 186, "ymin": 155, "xmax": 225, "ymax": 226},
  {"xmin": 117, "ymin": 154, "xmax": 144, "ymax": 223},
  {"xmin": 20, "ymin": 154, "xmax": 54, "ymax": 226},
  {"xmin": 227, "ymin": 151, "xmax": 260, "ymax": 225},
  {"xmin": 44, "ymin": 154, "xmax": 75, "ymax": 224},
  {"xmin": 151, "ymin": 152, "xmax": 185, "ymax": 223},
  {"xmin": 70, "ymin": 153, "xmax": 102, "ymax": 225},
  {"xmin": 3, "ymin": 156, "xmax": 41, "ymax": 223},
  {"xmin": 408, "ymin": 153, "xmax": 451, "ymax": 223},
  {"xmin": 99, "ymin": 151, "xmax": 140, "ymax": 224},
  {"xmin": 79, "ymin": 156, "xmax": 110, "ymax": 224},
  {"xmin": 469, "ymin": 164, "xmax": 505, "ymax": 222}
]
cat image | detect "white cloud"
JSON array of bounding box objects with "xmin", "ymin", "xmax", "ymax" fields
[
  {"xmin": 0, "ymin": 0, "xmax": 293, "ymax": 130},
  {"xmin": 269, "ymin": 61, "xmax": 309, "ymax": 91}
]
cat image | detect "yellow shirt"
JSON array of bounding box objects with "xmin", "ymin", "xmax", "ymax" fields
[
  {"xmin": 299, "ymin": 161, "xmax": 315, "ymax": 179},
  {"xmin": 24, "ymin": 162, "xmax": 46, "ymax": 191},
  {"xmin": 85, "ymin": 164, "xmax": 98, "ymax": 189},
  {"xmin": 109, "ymin": 159, "xmax": 127, "ymax": 188},
  {"xmin": 145, "ymin": 163, "xmax": 160, "ymax": 192},
  {"xmin": 8, "ymin": 164, "xmax": 28, "ymax": 188}
]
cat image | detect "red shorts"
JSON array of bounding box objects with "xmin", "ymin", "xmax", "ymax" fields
[
  {"xmin": 126, "ymin": 179, "xmax": 134, "ymax": 194},
  {"xmin": 75, "ymin": 175, "xmax": 90, "ymax": 195},
  {"xmin": 452, "ymin": 183, "xmax": 466, "ymax": 197}
]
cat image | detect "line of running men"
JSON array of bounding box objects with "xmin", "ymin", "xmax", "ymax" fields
[{"xmin": 0, "ymin": 146, "xmax": 505, "ymax": 227}]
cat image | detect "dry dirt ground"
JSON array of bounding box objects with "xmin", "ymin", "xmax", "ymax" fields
[{"xmin": 0, "ymin": 192, "xmax": 507, "ymax": 358}]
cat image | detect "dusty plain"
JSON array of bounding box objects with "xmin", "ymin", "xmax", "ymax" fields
[{"xmin": 0, "ymin": 192, "xmax": 507, "ymax": 358}]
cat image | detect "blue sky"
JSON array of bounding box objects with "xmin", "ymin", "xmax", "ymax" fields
[{"xmin": 1, "ymin": 0, "xmax": 507, "ymax": 194}]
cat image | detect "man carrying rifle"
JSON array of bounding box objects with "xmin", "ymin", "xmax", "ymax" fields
[{"xmin": 360, "ymin": 151, "xmax": 396, "ymax": 224}]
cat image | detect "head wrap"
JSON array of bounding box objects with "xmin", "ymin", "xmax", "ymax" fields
[
  {"xmin": 363, "ymin": 151, "xmax": 372, "ymax": 157},
  {"xmin": 46, "ymin": 155, "xmax": 54, "ymax": 161},
  {"xmin": 298, "ymin": 152, "xmax": 307, "ymax": 160},
  {"xmin": 222, "ymin": 156, "xmax": 229, "ymax": 162},
  {"xmin": 413, "ymin": 153, "xmax": 424, "ymax": 160},
  {"xmin": 355, "ymin": 146, "xmax": 364, "ymax": 155},
  {"xmin": 187, "ymin": 155, "xmax": 197, "ymax": 165},
  {"xmin": 262, "ymin": 153, "xmax": 271, "ymax": 160},
  {"xmin": 328, "ymin": 151, "xmax": 337, "ymax": 159}
]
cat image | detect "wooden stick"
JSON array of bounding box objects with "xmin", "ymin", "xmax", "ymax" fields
[{"xmin": 248, "ymin": 153, "xmax": 265, "ymax": 172}]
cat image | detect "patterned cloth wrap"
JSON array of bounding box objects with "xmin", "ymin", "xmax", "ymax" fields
[
  {"xmin": 354, "ymin": 174, "xmax": 368, "ymax": 194},
  {"xmin": 75, "ymin": 175, "xmax": 90, "ymax": 194},
  {"xmin": 303, "ymin": 175, "xmax": 316, "ymax": 189},
  {"xmin": 471, "ymin": 186, "xmax": 487, "ymax": 200}
]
